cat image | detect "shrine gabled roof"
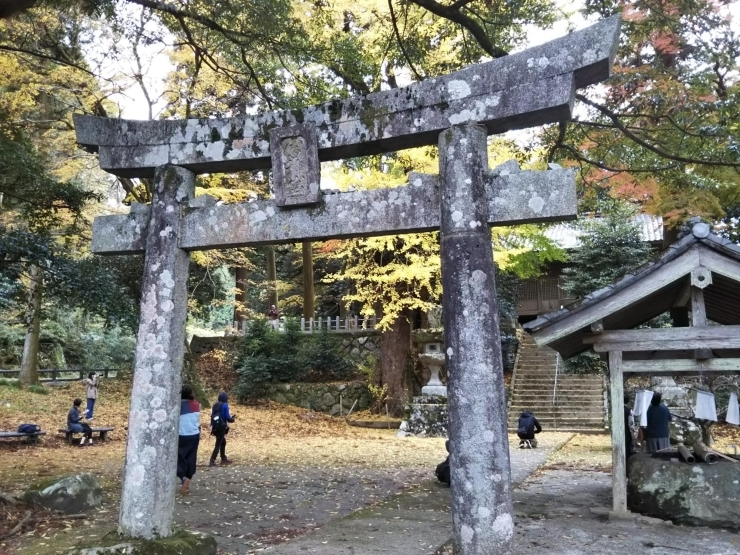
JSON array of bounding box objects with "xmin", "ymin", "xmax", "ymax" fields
[{"xmin": 523, "ymin": 223, "xmax": 740, "ymax": 359}]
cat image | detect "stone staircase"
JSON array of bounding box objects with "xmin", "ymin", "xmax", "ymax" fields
[{"xmin": 508, "ymin": 332, "xmax": 606, "ymax": 432}]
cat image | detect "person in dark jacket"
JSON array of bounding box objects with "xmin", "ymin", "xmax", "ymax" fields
[
  {"xmin": 178, "ymin": 385, "xmax": 201, "ymax": 495},
  {"xmin": 645, "ymin": 391, "xmax": 672, "ymax": 452},
  {"xmin": 517, "ymin": 410, "xmax": 542, "ymax": 448},
  {"xmin": 67, "ymin": 398, "xmax": 93, "ymax": 446},
  {"xmin": 435, "ymin": 439, "xmax": 451, "ymax": 485},
  {"xmin": 210, "ymin": 392, "xmax": 236, "ymax": 466}
]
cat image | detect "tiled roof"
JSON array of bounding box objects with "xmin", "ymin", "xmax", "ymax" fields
[{"xmin": 544, "ymin": 214, "xmax": 663, "ymax": 250}]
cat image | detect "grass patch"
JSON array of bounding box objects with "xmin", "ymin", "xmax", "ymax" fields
[
  {"xmin": 27, "ymin": 384, "xmax": 49, "ymax": 395},
  {"xmin": 0, "ymin": 378, "xmax": 21, "ymax": 388}
]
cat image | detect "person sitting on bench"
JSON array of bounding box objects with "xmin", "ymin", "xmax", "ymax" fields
[
  {"xmin": 517, "ymin": 410, "xmax": 542, "ymax": 448},
  {"xmin": 68, "ymin": 398, "xmax": 93, "ymax": 446}
]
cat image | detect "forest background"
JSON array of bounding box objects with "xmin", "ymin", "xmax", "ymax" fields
[{"xmin": 0, "ymin": 0, "xmax": 738, "ymax": 413}]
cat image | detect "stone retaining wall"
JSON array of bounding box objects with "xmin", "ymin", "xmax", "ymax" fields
[
  {"xmin": 190, "ymin": 331, "xmax": 381, "ymax": 362},
  {"xmin": 338, "ymin": 332, "xmax": 381, "ymax": 361},
  {"xmin": 261, "ymin": 381, "xmax": 372, "ymax": 415}
]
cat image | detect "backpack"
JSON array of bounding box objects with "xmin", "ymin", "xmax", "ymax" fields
[
  {"xmin": 18, "ymin": 423, "xmax": 41, "ymax": 434},
  {"xmin": 210, "ymin": 402, "xmax": 228, "ymax": 434},
  {"xmin": 518, "ymin": 414, "xmax": 535, "ymax": 436},
  {"xmin": 435, "ymin": 457, "xmax": 450, "ymax": 485}
]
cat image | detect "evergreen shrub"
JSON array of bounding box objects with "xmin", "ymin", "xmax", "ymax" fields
[{"xmin": 234, "ymin": 318, "xmax": 356, "ymax": 401}]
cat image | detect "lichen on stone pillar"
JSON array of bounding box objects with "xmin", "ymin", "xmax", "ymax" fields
[
  {"xmin": 118, "ymin": 165, "xmax": 195, "ymax": 539},
  {"xmin": 439, "ymin": 123, "xmax": 514, "ymax": 554}
]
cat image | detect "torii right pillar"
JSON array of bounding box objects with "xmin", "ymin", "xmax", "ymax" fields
[{"xmin": 440, "ymin": 123, "xmax": 514, "ymax": 553}]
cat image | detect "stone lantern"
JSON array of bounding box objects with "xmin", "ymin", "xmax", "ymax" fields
[{"xmin": 420, "ymin": 341, "xmax": 447, "ymax": 397}]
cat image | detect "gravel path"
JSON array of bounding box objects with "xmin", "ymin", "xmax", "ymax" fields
[
  {"xmin": 507, "ymin": 469, "xmax": 740, "ymax": 554},
  {"xmin": 254, "ymin": 434, "xmax": 571, "ymax": 555}
]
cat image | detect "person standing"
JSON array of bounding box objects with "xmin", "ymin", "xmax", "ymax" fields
[
  {"xmin": 178, "ymin": 385, "xmax": 201, "ymax": 495},
  {"xmin": 81, "ymin": 372, "xmax": 99, "ymax": 421},
  {"xmin": 645, "ymin": 391, "xmax": 672, "ymax": 453},
  {"xmin": 267, "ymin": 305, "xmax": 280, "ymax": 330},
  {"xmin": 68, "ymin": 398, "xmax": 93, "ymax": 446},
  {"xmin": 210, "ymin": 392, "xmax": 236, "ymax": 467}
]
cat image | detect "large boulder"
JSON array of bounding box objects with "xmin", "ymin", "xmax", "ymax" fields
[
  {"xmin": 24, "ymin": 474, "xmax": 102, "ymax": 514},
  {"xmin": 669, "ymin": 419, "xmax": 702, "ymax": 446},
  {"xmin": 627, "ymin": 453, "xmax": 740, "ymax": 529}
]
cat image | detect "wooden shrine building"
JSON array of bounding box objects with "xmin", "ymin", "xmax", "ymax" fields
[{"xmin": 523, "ymin": 222, "xmax": 740, "ymax": 514}]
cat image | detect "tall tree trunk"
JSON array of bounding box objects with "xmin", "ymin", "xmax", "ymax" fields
[
  {"xmin": 302, "ymin": 241, "xmax": 314, "ymax": 318},
  {"xmin": 234, "ymin": 266, "xmax": 248, "ymax": 325},
  {"xmin": 380, "ymin": 309, "xmax": 411, "ymax": 416},
  {"xmin": 182, "ymin": 340, "xmax": 210, "ymax": 408},
  {"xmin": 266, "ymin": 246, "xmax": 278, "ymax": 308},
  {"xmin": 19, "ymin": 264, "xmax": 42, "ymax": 386}
]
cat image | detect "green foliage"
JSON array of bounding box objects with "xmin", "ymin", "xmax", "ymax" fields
[
  {"xmin": 302, "ymin": 328, "xmax": 353, "ymax": 382},
  {"xmin": 545, "ymin": 0, "xmax": 740, "ymax": 227},
  {"xmin": 563, "ymin": 352, "xmax": 607, "ymax": 375},
  {"xmin": 562, "ymin": 203, "xmax": 653, "ymax": 299},
  {"xmin": 0, "ymin": 378, "xmax": 21, "ymax": 388},
  {"xmin": 27, "ymin": 384, "xmax": 49, "ymax": 395},
  {"xmin": 234, "ymin": 318, "xmax": 356, "ymax": 400},
  {"xmin": 0, "ymin": 130, "xmax": 100, "ymax": 233},
  {"xmin": 0, "ymin": 310, "xmax": 135, "ymax": 370}
]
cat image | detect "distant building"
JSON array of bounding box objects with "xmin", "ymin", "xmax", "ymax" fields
[{"xmin": 516, "ymin": 215, "xmax": 665, "ymax": 320}]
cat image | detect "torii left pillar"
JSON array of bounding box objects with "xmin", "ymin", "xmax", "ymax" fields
[{"xmin": 119, "ymin": 165, "xmax": 195, "ymax": 538}]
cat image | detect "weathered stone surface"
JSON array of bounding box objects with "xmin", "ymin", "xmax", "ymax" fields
[
  {"xmin": 66, "ymin": 530, "xmax": 217, "ymax": 555},
  {"xmin": 269, "ymin": 123, "xmax": 321, "ymax": 207},
  {"xmin": 91, "ymin": 164, "xmax": 575, "ymax": 254},
  {"xmin": 73, "ymin": 16, "xmax": 620, "ymax": 178},
  {"xmin": 260, "ymin": 381, "xmax": 372, "ymax": 414},
  {"xmin": 91, "ymin": 210, "xmax": 148, "ymax": 255},
  {"xmin": 119, "ymin": 166, "xmax": 195, "ymax": 539},
  {"xmin": 24, "ymin": 474, "xmax": 102, "ymax": 514},
  {"xmin": 670, "ymin": 419, "xmax": 703, "ymax": 446},
  {"xmin": 398, "ymin": 397, "xmax": 449, "ymax": 437},
  {"xmin": 439, "ymin": 123, "xmax": 513, "ymax": 553},
  {"xmin": 627, "ymin": 453, "xmax": 740, "ymax": 529}
]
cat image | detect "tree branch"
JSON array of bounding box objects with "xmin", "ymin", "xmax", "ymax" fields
[
  {"xmin": 552, "ymin": 143, "xmax": 679, "ymax": 174},
  {"xmin": 408, "ymin": 0, "xmax": 508, "ymax": 58},
  {"xmin": 240, "ymin": 48, "xmax": 276, "ymax": 110},
  {"xmin": 575, "ymin": 94, "xmax": 740, "ymax": 168},
  {"xmin": 0, "ymin": 45, "xmax": 100, "ymax": 79},
  {"xmin": 388, "ymin": 0, "xmax": 423, "ymax": 81}
]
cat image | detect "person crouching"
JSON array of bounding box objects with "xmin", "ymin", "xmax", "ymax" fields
[{"xmin": 517, "ymin": 410, "xmax": 542, "ymax": 448}]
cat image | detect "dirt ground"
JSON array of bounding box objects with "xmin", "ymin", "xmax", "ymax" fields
[{"xmin": 2, "ymin": 378, "xmax": 740, "ymax": 554}]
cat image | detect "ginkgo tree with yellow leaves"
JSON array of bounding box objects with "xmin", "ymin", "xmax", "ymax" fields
[{"xmin": 322, "ymin": 142, "xmax": 565, "ymax": 414}]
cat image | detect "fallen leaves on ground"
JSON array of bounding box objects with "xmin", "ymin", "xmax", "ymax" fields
[{"xmin": 545, "ymin": 434, "xmax": 612, "ymax": 471}]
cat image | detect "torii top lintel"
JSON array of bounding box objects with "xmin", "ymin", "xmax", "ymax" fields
[{"xmin": 73, "ymin": 16, "xmax": 621, "ymax": 179}]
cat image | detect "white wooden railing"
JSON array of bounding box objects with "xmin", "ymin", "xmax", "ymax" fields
[{"xmin": 231, "ymin": 315, "xmax": 379, "ymax": 334}]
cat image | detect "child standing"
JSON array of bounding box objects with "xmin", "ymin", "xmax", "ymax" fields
[
  {"xmin": 209, "ymin": 392, "xmax": 236, "ymax": 466},
  {"xmin": 81, "ymin": 372, "xmax": 98, "ymax": 421}
]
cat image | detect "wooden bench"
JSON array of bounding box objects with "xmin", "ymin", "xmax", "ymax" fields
[
  {"xmin": 59, "ymin": 427, "xmax": 114, "ymax": 445},
  {"xmin": 0, "ymin": 431, "xmax": 46, "ymax": 444}
]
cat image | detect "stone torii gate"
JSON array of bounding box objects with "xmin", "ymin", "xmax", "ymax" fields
[{"xmin": 74, "ymin": 16, "xmax": 620, "ymax": 554}]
